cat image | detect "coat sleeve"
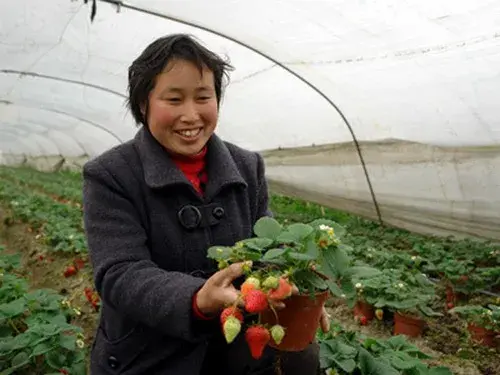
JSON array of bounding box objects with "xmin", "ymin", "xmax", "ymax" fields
[
  {"xmin": 82, "ymin": 158, "xmax": 216, "ymax": 343},
  {"xmin": 255, "ymin": 153, "xmax": 273, "ymax": 219}
]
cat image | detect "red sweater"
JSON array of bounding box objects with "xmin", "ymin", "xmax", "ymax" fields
[{"xmin": 170, "ymin": 147, "xmax": 213, "ymax": 320}]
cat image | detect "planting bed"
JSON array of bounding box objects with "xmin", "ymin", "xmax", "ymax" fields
[{"xmin": 0, "ymin": 166, "xmax": 498, "ymax": 374}]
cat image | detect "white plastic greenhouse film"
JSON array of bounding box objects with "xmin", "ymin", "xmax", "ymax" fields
[{"xmin": 0, "ymin": 0, "xmax": 499, "ymax": 240}]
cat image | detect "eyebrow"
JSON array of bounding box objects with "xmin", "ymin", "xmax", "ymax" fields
[{"xmin": 163, "ymin": 86, "xmax": 213, "ymax": 94}]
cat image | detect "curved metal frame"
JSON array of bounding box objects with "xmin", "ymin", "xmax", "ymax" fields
[{"xmin": 90, "ymin": 0, "xmax": 383, "ymax": 223}]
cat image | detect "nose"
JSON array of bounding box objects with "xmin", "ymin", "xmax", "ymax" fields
[{"xmin": 180, "ymin": 101, "xmax": 200, "ymax": 123}]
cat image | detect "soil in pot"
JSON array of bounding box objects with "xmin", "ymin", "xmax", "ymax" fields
[
  {"xmin": 353, "ymin": 301, "xmax": 374, "ymax": 321},
  {"xmin": 394, "ymin": 312, "xmax": 425, "ymax": 337},
  {"xmin": 467, "ymin": 323, "xmax": 499, "ymax": 348},
  {"xmin": 260, "ymin": 290, "xmax": 329, "ymax": 352}
]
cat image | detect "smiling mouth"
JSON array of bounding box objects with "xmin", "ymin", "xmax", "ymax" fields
[{"xmin": 175, "ymin": 128, "xmax": 202, "ymax": 138}]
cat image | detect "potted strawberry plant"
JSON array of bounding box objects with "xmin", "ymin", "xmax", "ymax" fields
[
  {"xmin": 346, "ymin": 268, "xmax": 441, "ymax": 337},
  {"xmin": 448, "ymin": 304, "xmax": 500, "ymax": 347},
  {"xmin": 207, "ymin": 217, "xmax": 376, "ymax": 356}
]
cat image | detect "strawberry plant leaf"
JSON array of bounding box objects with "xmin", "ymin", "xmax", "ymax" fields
[
  {"xmin": 206, "ymin": 246, "xmax": 232, "ymax": 261},
  {"xmin": 31, "ymin": 341, "xmax": 53, "ymax": 357},
  {"xmin": 287, "ymin": 252, "xmax": 316, "ymax": 261},
  {"xmin": 253, "ymin": 217, "xmax": 282, "ymax": 240},
  {"xmin": 262, "ymin": 248, "xmax": 287, "ymax": 260},
  {"xmin": 11, "ymin": 350, "xmax": 29, "ymax": 368},
  {"xmin": 240, "ymin": 238, "xmax": 273, "ymax": 251}
]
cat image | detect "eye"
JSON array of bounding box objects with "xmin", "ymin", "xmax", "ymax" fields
[
  {"xmin": 197, "ymin": 96, "xmax": 211, "ymax": 101},
  {"xmin": 167, "ymin": 98, "xmax": 181, "ymax": 103}
]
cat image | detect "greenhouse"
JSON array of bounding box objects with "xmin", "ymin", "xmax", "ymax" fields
[{"xmin": 0, "ymin": 1, "xmax": 499, "ymax": 374}]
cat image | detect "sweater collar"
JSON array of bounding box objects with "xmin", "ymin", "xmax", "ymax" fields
[{"xmin": 133, "ymin": 126, "xmax": 247, "ymax": 200}]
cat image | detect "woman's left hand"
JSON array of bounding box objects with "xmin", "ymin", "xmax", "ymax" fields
[{"xmin": 320, "ymin": 307, "xmax": 331, "ymax": 333}]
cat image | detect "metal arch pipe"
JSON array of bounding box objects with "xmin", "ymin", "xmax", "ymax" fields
[
  {"xmin": 0, "ymin": 101, "xmax": 125, "ymax": 145},
  {"xmin": 0, "ymin": 69, "xmax": 127, "ymax": 99},
  {"xmin": 94, "ymin": 0, "xmax": 383, "ymax": 223}
]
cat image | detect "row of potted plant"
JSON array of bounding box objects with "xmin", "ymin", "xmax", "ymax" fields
[{"xmin": 448, "ymin": 304, "xmax": 500, "ymax": 348}]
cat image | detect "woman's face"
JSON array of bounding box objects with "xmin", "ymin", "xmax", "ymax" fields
[{"xmin": 145, "ymin": 59, "xmax": 219, "ymax": 156}]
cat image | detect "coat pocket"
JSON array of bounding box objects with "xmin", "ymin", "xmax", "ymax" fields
[{"xmin": 92, "ymin": 324, "xmax": 151, "ymax": 374}]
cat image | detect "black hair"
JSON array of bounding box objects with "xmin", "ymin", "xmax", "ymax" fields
[{"xmin": 127, "ymin": 33, "xmax": 234, "ymax": 126}]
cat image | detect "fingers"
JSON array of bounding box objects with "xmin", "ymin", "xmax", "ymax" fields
[
  {"xmin": 269, "ymin": 299, "xmax": 286, "ymax": 310},
  {"xmin": 320, "ymin": 307, "xmax": 331, "ymax": 333},
  {"xmin": 212, "ymin": 261, "xmax": 252, "ymax": 286}
]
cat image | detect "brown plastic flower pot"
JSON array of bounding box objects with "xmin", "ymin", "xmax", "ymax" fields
[
  {"xmin": 260, "ymin": 290, "xmax": 330, "ymax": 352},
  {"xmin": 467, "ymin": 323, "xmax": 499, "ymax": 348},
  {"xmin": 393, "ymin": 312, "xmax": 425, "ymax": 337},
  {"xmin": 353, "ymin": 301, "xmax": 374, "ymax": 321}
]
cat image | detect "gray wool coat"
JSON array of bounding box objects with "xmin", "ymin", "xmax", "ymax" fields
[{"xmin": 82, "ymin": 127, "xmax": 272, "ymax": 375}]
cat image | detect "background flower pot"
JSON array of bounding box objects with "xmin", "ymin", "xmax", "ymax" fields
[
  {"xmin": 467, "ymin": 323, "xmax": 499, "ymax": 348},
  {"xmin": 393, "ymin": 312, "xmax": 425, "ymax": 337},
  {"xmin": 260, "ymin": 290, "xmax": 330, "ymax": 351},
  {"xmin": 353, "ymin": 301, "xmax": 374, "ymax": 321}
]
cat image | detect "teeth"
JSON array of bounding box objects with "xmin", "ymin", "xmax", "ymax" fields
[{"xmin": 178, "ymin": 129, "xmax": 201, "ymax": 138}]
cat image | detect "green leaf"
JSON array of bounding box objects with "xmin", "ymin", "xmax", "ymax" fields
[
  {"xmin": 0, "ymin": 298, "xmax": 27, "ymax": 318},
  {"xmin": 345, "ymin": 266, "xmax": 382, "ymax": 278},
  {"xmin": 305, "ymin": 239, "xmax": 320, "ymax": 259},
  {"xmin": 333, "ymin": 358, "xmax": 357, "ymax": 373},
  {"xmin": 253, "ymin": 217, "xmax": 282, "ymax": 240},
  {"xmin": 330, "ymin": 246, "xmax": 351, "ymax": 277},
  {"xmin": 262, "ymin": 248, "xmax": 287, "ymax": 260},
  {"xmin": 240, "ymin": 238, "xmax": 273, "ymax": 251},
  {"xmin": 288, "ymin": 252, "xmax": 316, "ymax": 261},
  {"xmin": 358, "ymin": 347, "xmax": 399, "ymax": 375},
  {"xmin": 59, "ymin": 334, "xmax": 76, "ymax": 351},
  {"xmin": 287, "ymin": 223, "xmax": 314, "ymax": 239},
  {"xmin": 11, "ymin": 351, "xmax": 29, "ymax": 368},
  {"xmin": 31, "ymin": 341, "xmax": 53, "ymax": 357},
  {"xmin": 325, "ymin": 280, "xmax": 343, "ymax": 297},
  {"xmin": 206, "ymin": 246, "xmax": 232, "ymax": 260}
]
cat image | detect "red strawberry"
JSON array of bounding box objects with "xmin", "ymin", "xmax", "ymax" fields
[
  {"xmin": 241, "ymin": 276, "xmax": 260, "ymax": 297},
  {"xmin": 63, "ymin": 265, "xmax": 77, "ymax": 278},
  {"xmin": 220, "ymin": 306, "xmax": 244, "ymax": 325},
  {"xmin": 359, "ymin": 315, "xmax": 368, "ymax": 325},
  {"xmin": 267, "ymin": 278, "xmax": 293, "ymax": 300},
  {"xmin": 74, "ymin": 258, "xmax": 85, "ymax": 270},
  {"xmin": 245, "ymin": 325, "xmax": 270, "ymax": 359},
  {"xmin": 244, "ymin": 290, "xmax": 268, "ymax": 313},
  {"xmin": 447, "ymin": 302, "xmax": 454, "ymax": 309}
]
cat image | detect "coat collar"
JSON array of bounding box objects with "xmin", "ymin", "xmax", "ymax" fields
[{"xmin": 133, "ymin": 127, "xmax": 247, "ymax": 199}]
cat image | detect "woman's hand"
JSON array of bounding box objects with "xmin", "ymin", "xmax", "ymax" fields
[
  {"xmin": 195, "ymin": 261, "xmax": 251, "ymax": 316},
  {"xmin": 320, "ymin": 307, "xmax": 331, "ymax": 333}
]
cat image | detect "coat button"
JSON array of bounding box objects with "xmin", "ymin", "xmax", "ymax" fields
[
  {"xmin": 108, "ymin": 356, "xmax": 119, "ymax": 369},
  {"xmin": 212, "ymin": 207, "xmax": 225, "ymax": 219}
]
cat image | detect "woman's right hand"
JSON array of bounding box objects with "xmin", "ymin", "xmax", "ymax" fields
[{"xmin": 195, "ymin": 261, "xmax": 251, "ymax": 317}]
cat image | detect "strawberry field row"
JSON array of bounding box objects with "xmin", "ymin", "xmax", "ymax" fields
[
  {"xmin": 0, "ymin": 166, "xmax": 498, "ymax": 373},
  {"xmin": 0, "ymin": 178, "xmax": 87, "ymax": 254},
  {"xmin": 0, "ymin": 245, "xmax": 87, "ymax": 374}
]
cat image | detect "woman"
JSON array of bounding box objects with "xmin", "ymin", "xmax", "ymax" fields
[{"xmin": 82, "ymin": 33, "xmax": 329, "ymax": 375}]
